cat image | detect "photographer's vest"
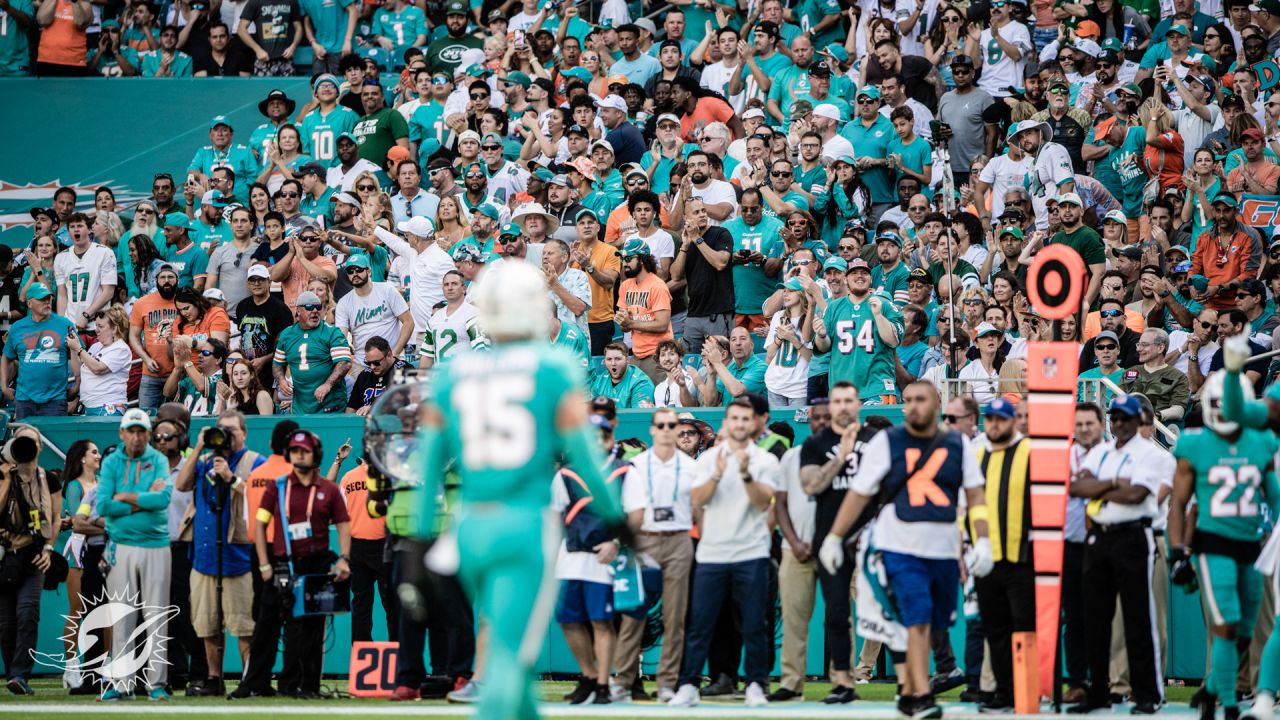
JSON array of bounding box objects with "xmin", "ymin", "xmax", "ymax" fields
[
  {"xmin": 0, "ymin": 467, "xmax": 51, "ymax": 551},
  {"xmin": 179, "ymin": 450, "xmax": 263, "ymax": 544},
  {"xmin": 882, "ymin": 427, "xmax": 966, "ymax": 524},
  {"xmin": 560, "ymin": 463, "xmax": 629, "ymax": 553}
]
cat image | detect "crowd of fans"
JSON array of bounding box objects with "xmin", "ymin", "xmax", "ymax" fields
[{"xmin": 2, "ymin": 0, "xmax": 1280, "ymax": 712}]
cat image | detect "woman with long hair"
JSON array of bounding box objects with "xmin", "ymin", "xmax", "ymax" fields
[
  {"xmin": 764, "ymin": 280, "xmax": 813, "ymax": 407},
  {"xmin": 19, "ymin": 235, "xmax": 58, "ymax": 303},
  {"xmin": 523, "ymin": 106, "xmax": 572, "ymax": 165},
  {"xmin": 990, "ymin": 271, "xmax": 1021, "ymax": 321},
  {"xmin": 67, "ymin": 306, "xmax": 132, "ymax": 415},
  {"xmin": 857, "ymin": 15, "xmax": 900, "ymax": 83},
  {"xmin": 813, "ymin": 156, "xmax": 870, "ymax": 250},
  {"xmin": 248, "ymin": 183, "xmax": 272, "ymax": 234},
  {"xmin": 257, "ymin": 124, "xmax": 313, "ymax": 194},
  {"xmin": 1183, "ymin": 148, "xmax": 1223, "ymax": 248},
  {"xmin": 352, "ymin": 171, "xmax": 384, "ymax": 205},
  {"xmin": 924, "ymin": 7, "xmax": 968, "ymax": 90},
  {"xmin": 435, "ymin": 195, "xmax": 472, "ymax": 247},
  {"xmin": 951, "ymin": 213, "xmax": 990, "ymax": 281},
  {"xmin": 961, "ymin": 322, "xmax": 1005, "ymax": 403},
  {"xmin": 306, "ymin": 278, "xmax": 337, "ymax": 324},
  {"xmin": 129, "ymin": 234, "xmax": 167, "ymax": 297},
  {"xmin": 216, "ymin": 359, "xmax": 274, "ymax": 415},
  {"xmin": 1101, "ymin": 210, "xmax": 1129, "ymax": 253},
  {"xmin": 174, "ymin": 286, "xmax": 231, "ymax": 343},
  {"xmin": 60, "ymin": 438, "xmax": 105, "ymax": 694},
  {"xmin": 92, "ymin": 210, "xmax": 124, "ymax": 250},
  {"xmin": 582, "ymin": 48, "xmax": 609, "ymax": 98}
]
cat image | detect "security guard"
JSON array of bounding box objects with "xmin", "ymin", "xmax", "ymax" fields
[
  {"xmin": 970, "ymin": 398, "xmax": 1033, "ymax": 713},
  {"xmin": 1067, "ymin": 395, "xmax": 1173, "ymax": 715}
]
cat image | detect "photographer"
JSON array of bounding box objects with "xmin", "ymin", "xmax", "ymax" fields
[
  {"xmin": 0, "ymin": 426, "xmax": 58, "ymax": 696},
  {"xmin": 232, "ymin": 430, "xmax": 350, "ymax": 699},
  {"xmin": 174, "ymin": 411, "xmax": 264, "ymax": 697}
]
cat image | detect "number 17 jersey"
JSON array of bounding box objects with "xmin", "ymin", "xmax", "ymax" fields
[
  {"xmin": 823, "ymin": 295, "xmax": 903, "ymax": 401},
  {"xmin": 1173, "ymin": 427, "xmax": 1279, "ymax": 543}
]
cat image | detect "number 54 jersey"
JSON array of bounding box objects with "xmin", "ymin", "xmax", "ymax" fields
[
  {"xmin": 1174, "ymin": 428, "xmax": 1279, "ymax": 543},
  {"xmin": 430, "ymin": 340, "xmax": 585, "ymax": 509},
  {"xmin": 822, "ymin": 294, "xmax": 904, "ymax": 402}
]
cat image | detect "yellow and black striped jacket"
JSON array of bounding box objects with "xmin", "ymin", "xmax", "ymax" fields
[{"xmin": 972, "ymin": 437, "xmax": 1032, "ymax": 564}]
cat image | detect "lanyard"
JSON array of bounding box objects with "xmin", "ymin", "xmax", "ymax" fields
[
  {"xmin": 283, "ymin": 480, "xmax": 317, "ymax": 525},
  {"xmin": 647, "ymin": 451, "xmax": 681, "ymax": 505},
  {"xmin": 1097, "ymin": 449, "xmax": 1131, "ymax": 482}
]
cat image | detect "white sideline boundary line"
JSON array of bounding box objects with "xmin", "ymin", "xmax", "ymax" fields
[{"xmin": 0, "ymin": 703, "xmax": 1199, "ymax": 718}]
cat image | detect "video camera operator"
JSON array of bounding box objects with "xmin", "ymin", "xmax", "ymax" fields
[
  {"xmin": 174, "ymin": 410, "xmax": 265, "ymax": 697},
  {"xmin": 231, "ymin": 430, "xmax": 350, "ymax": 700},
  {"xmin": 0, "ymin": 426, "xmax": 59, "ymax": 696}
]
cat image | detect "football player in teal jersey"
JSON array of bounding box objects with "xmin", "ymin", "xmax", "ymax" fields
[
  {"xmin": 813, "ymin": 258, "xmax": 903, "ymax": 404},
  {"xmin": 272, "ymin": 290, "xmax": 353, "ymax": 414},
  {"xmin": 548, "ymin": 306, "xmax": 590, "ymax": 372},
  {"xmin": 1171, "ymin": 371, "xmax": 1280, "ymax": 720},
  {"xmin": 1222, "ymin": 338, "xmax": 1280, "ymax": 720},
  {"xmin": 299, "ymin": 74, "xmax": 360, "ymax": 168},
  {"xmin": 414, "ymin": 262, "xmax": 625, "ymax": 720}
]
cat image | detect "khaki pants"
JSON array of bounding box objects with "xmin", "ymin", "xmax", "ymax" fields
[
  {"xmin": 1111, "ymin": 535, "xmax": 1169, "ymax": 694},
  {"xmin": 613, "ymin": 533, "xmax": 694, "ymax": 692},
  {"xmin": 631, "ymin": 353, "xmax": 665, "ymax": 387},
  {"xmin": 778, "ymin": 549, "xmax": 818, "ymax": 692}
]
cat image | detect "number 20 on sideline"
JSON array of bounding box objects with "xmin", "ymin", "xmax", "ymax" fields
[{"xmin": 349, "ymin": 642, "xmax": 399, "ymax": 697}]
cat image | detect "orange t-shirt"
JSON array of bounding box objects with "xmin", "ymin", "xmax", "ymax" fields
[
  {"xmin": 1191, "ymin": 229, "xmax": 1254, "ymax": 310},
  {"xmin": 247, "ymin": 455, "xmax": 292, "ymax": 544},
  {"xmin": 177, "ymin": 305, "xmax": 231, "ymax": 342},
  {"xmin": 572, "ymin": 240, "xmax": 622, "ymax": 324},
  {"xmin": 680, "ymin": 97, "xmax": 736, "ymax": 143},
  {"xmin": 283, "ymin": 254, "xmax": 338, "ymax": 309},
  {"xmin": 618, "ymin": 272, "xmax": 673, "ymax": 359},
  {"xmin": 339, "ymin": 464, "xmax": 386, "ymax": 541},
  {"xmin": 604, "ymin": 204, "xmax": 673, "ymax": 245},
  {"xmin": 36, "ymin": 0, "xmax": 87, "ymax": 67},
  {"xmin": 129, "ymin": 293, "xmax": 178, "ymax": 378}
]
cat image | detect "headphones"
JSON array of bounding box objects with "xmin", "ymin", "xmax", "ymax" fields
[
  {"xmin": 154, "ymin": 419, "xmax": 190, "ymax": 452},
  {"xmin": 288, "ymin": 430, "xmax": 324, "ymax": 466}
]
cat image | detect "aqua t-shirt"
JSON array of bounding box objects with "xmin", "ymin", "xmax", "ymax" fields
[
  {"xmin": 723, "ymin": 215, "xmax": 784, "ymax": 315},
  {"xmin": 3, "ymin": 313, "xmax": 75, "ymax": 403}
]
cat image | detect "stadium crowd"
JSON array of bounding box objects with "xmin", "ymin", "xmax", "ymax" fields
[{"xmin": 4, "ymin": 0, "xmax": 1280, "ymax": 715}]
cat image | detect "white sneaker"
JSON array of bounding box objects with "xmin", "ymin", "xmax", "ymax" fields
[
  {"xmin": 1246, "ymin": 692, "xmax": 1276, "ymax": 720},
  {"xmin": 657, "ymin": 686, "xmax": 676, "ymax": 702},
  {"xmin": 63, "ymin": 667, "xmax": 83, "ymax": 689},
  {"xmin": 745, "ymin": 682, "xmax": 768, "ymax": 708},
  {"xmin": 609, "ymin": 682, "xmax": 631, "ymax": 703},
  {"xmin": 668, "ymin": 683, "xmax": 700, "ymax": 707}
]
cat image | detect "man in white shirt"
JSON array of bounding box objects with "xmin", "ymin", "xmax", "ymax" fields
[
  {"xmin": 668, "ymin": 399, "xmax": 779, "ymax": 708},
  {"xmin": 613, "ymin": 408, "xmax": 698, "ymax": 703},
  {"xmin": 334, "ymin": 254, "xmax": 413, "ymax": 366},
  {"xmin": 969, "ymin": 0, "xmax": 1031, "ymax": 100},
  {"xmin": 56, "ymin": 213, "xmax": 118, "ymax": 330},
  {"xmin": 974, "ymin": 127, "xmax": 1034, "ymax": 224},
  {"xmin": 1065, "ymin": 395, "xmax": 1169, "ymax": 715},
  {"xmin": 373, "ymin": 216, "xmax": 456, "ymax": 353},
  {"xmin": 326, "ymin": 133, "xmax": 383, "ymax": 191}
]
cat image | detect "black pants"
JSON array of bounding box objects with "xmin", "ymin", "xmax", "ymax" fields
[
  {"xmin": 933, "ymin": 627, "xmax": 958, "ymax": 675},
  {"xmin": 240, "ymin": 554, "xmax": 330, "ymax": 694},
  {"xmin": 1061, "ymin": 540, "xmax": 1088, "ymax": 688},
  {"xmin": 975, "ymin": 561, "xmax": 1037, "ymax": 701},
  {"xmin": 588, "ymin": 321, "xmax": 615, "ymax": 357},
  {"xmin": 0, "ymin": 556, "xmax": 42, "ymax": 681},
  {"xmin": 391, "ymin": 545, "xmax": 475, "ymax": 687},
  {"xmin": 1083, "ymin": 525, "xmax": 1162, "ymax": 707},
  {"xmin": 817, "ymin": 554, "xmax": 855, "ymax": 672},
  {"xmin": 349, "ymin": 538, "xmax": 396, "ymax": 643},
  {"xmin": 169, "ymin": 541, "xmax": 208, "ymax": 684},
  {"xmin": 705, "ymin": 556, "xmax": 777, "ymax": 684}
]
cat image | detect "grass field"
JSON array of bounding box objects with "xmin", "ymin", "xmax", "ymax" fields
[{"xmin": 0, "ymin": 678, "xmax": 1204, "ymax": 719}]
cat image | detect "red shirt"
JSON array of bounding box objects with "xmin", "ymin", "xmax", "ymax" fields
[{"xmin": 257, "ymin": 472, "xmax": 349, "ymax": 558}]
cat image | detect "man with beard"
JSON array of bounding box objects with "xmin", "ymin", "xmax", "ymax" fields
[
  {"xmin": 670, "ymin": 151, "xmax": 737, "ymax": 228},
  {"xmin": 936, "ymin": 55, "xmax": 994, "ymax": 188},
  {"xmin": 460, "ymin": 161, "xmax": 490, "ymax": 215},
  {"xmin": 1080, "ymin": 298, "xmax": 1142, "ymax": 371},
  {"xmin": 235, "ymin": 265, "xmax": 292, "ymax": 390},
  {"xmin": 1227, "ymin": 127, "xmax": 1280, "ymax": 196},
  {"xmin": 545, "ymin": 175, "xmax": 587, "ymax": 237},
  {"xmin": 671, "ymin": 197, "xmax": 734, "ymax": 354},
  {"xmin": 129, "ymin": 265, "xmax": 181, "ymax": 411},
  {"xmin": 814, "ymin": 259, "xmax": 903, "ymax": 404},
  {"xmin": 1012, "ymin": 119, "xmax": 1075, "ymax": 232},
  {"xmin": 424, "ymin": 0, "xmax": 482, "ymax": 77},
  {"xmin": 191, "ymin": 190, "xmax": 232, "ymax": 251},
  {"xmin": 300, "ymin": 74, "xmax": 360, "ymax": 169},
  {"xmin": 1047, "ymin": 192, "xmax": 1105, "ymax": 315},
  {"xmin": 346, "ymin": 337, "xmax": 406, "ymax": 414},
  {"xmin": 1192, "ymin": 195, "xmax": 1256, "ymax": 311},
  {"xmin": 353, "ymin": 81, "xmax": 409, "ymax": 167},
  {"xmin": 793, "ymin": 381, "xmax": 881, "ymax": 703},
  {"xmin": 968, "ymin": 0, "xmax": 1030, "ymax": 101},
  {"xmin": 325, "ymin": 132, "xmax": 382, "ymax": 191},
  {"xmin": 839, "ymin": 86, "xmax": 896, "ymax": 223},
  {"xmin": 206, "ymin": 207, "xmax": 260, "ymax": 317},
  {"xmin": 616, "ymin": 239, "xmax": 673, "ymax": 384},
  {"xmin": 193, "ymin": 21, "xmax": 250, "ymax": 77},
  {"xmin": 335, "ymin": 254, "xmax": 413, "ymax": 367},
  {"xmin": 149, "ymin": 174, "xmax": 183, "ymax": 218},
  {"xmin": 723, "ymin": 189, "xmax": 783, "ymax": 333},
  {"xmin": 480, "ymin": 133, "xmax": 530, "ymax": 206},
  {"xmin": 871, "ymin": 232, "xmax": 909, "ymax": 307},
  {"xmin": 1029, "ymin": 78, "xmax": 1092, "ymax": 173}
]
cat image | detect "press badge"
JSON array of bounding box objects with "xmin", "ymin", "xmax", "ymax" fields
[
  {"xmin": 653, "ymin": 507, "xmax": 675, "ymax": 523},
  {"xmin": 288, "ymin": 521, "xmax": 313, "ymax": 540}
]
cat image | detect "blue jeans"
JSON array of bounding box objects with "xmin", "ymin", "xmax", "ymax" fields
[
  {"xmin": 13, "ymin": 398, "xmax": 66, "ymax": 420},
  {"xmin": 678, "ymin": 558, "xmax": 771, "ymax": 688},
  {"xmin": 138, "ymin": 375, "xmax": 166, "ymax": 413},
  {"xmin": 1033, "ymin": 27, "xmax": 1058, "ymax": 55}
]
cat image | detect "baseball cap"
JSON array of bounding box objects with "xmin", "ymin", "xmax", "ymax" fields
[
  {"xmin": 287, "ymin": 431, "xmax": 319, "ymax": 451},
  {"xmin": 473, "ymin": 203, "xmax": 502, "ymax": 221},
  {"xmin": 755, "ymin": 20, "xmax": 780, "ymax": 37},
  {"xmin": 824, "ymin": 44, "xmax": 850, "ymax": 63},
  {"xmin": 856, "ymin": 86, "xmax": 881, "ymax": 100},
  {"xmin": 501, "ymin": 71, "xmax": 532, "ymax": 88},
  {"xmin": 487, "ymin": 9, "xmax": 507, "ymax": 21},
  {"xmin": 808, "ymin": 60, "xmax": 833, "ymax": 78},
  {"xmin": 656, "ymin": 113, "xmax": 682, "ymax": 125},
  {"xmin": 445, "ymin": 0, "xmax": 467, "ymax": 14},
  {"xmin": 822, "ymin": 257, "xmax": 848, "ymax": 273},
  {"xmin": 330, "ymin": 191, "xmax": 361, "ymax": 208},
  {"xmin": 299, "ymin": 161, "xmax": 326, "ymax": 177},
  {"xmin": 1243, "ymin": 127, "xmax": 1266, "ymax": 142},
  {"xmin": 1057, "ymin": 192, "xmax": 1083, "ymax": 207},
  {"xmin": 1140, "ymin": 264, "xmax": 1164, "ymax": 279},
  {"xmin": 908, "ymin": 267, "xmax": 934, "ymax": 284},
  {"xmin": 498, "ymin": 223, "xmax": 522, "ymax": 239},
  {"xmin": 547, "ymin": 173, "xmax": 572, "ymax": 188},
  {"xmin": 312, "ymin": 73, "xmax": 340, "ymax": 91},
  {"xmin": 1112, "ymin": 244, "xmax": 1142, "ymax": 260},
  {"xmin": 1076, "ymin": 19, "xmax": 1101, "ymax": 37},
  {"xmin": 247, "ymin": 265, "xmax": 271, "ymax": 280},
  {"xmin": 575, "ymin": 208, "xmax": 599, "ymax": 224},
  {"xmin": 1101, "ymin": 38, "xmax": 1124, "ymax": 53},
  {"xmin": 203, "ymin": 288, "xmax": 226, "ymax": 303},
  {"xmin": 975, "ymin": 322, "xmax": 1002, "ymax": 338},
  {"xmin": 813, "ymin": 103, "xmax": 841, "ymax": 120},
  {"xmin": 741, "ymin": 108, "xmax": 765, "ymax": 121},
  {"xmin": 876, "ymin": 232, "xmax": 903, "ymax": 246},
  {"xmin": 598, "ymin": 94, "xmax": 628, "ymax": 113},
  {"xmin": 1212, "ymin": 194, "xmax": 1240, "ymax": 209},
  {"xmin": 590, "ymin": 396, "xmax": 617, "ymax": 419},
  {"xmin": 985, "ymin": 398, "xmax": 1017, "ymax": 419},
  {"xmin": 201, "ymin": 190, "xmax": 230, "ymax": 207},
  {"xmin": 1074, "ymin": 39, "xmax": 1102, "ymax": 58},
  {"xmin": 998, "ymin": 226, "xmax": 1025, "ymax": 241},
  {"xmin": 1095, "ymin": 330, "xmax": 1119, "ymax": 344},
  {"xmin": 791, "ymin": 99, "xmax": 814, "ymax": 117},
  {"xmin": 397, "ymin": 216, "xmax": 436, "ymax": 237},
  {"xmin": 480, "ymin": 132, "xmax": 504, "ymax": 146},
  {"xmin": 590, "ymin": 139, "xmax": 615, "ymax": 155},
  {"xmin": 25, "ymin": 284, "xmax": 52, "ymax": 301},
  {"xmin": 1103, "ymin": 209, "xmax": 1128, "ymax": 224},
  {"xmin": 296, "ymin": 291, "xmax": 323, "ymax": 308},
  {"xmin": 1165, "ymin": 24, "xmax": 1190, "ymax": 37},
  {"xmin": 121, "ymin": 408, "xmax": 152, "ymax": 431},
  {"xmin": 209, "ymin": 115, "xmax": 233, "ymax": 130},
  {"xmin": 457, "ymin": 129, "xmax": 482, "ymax": 145},
  {"xmin": 605, "ymin": 74, "xmax": 629, "ymax": 88},
  {"xmin": 1118, "ymin": 82, "xmax": 1142, "ymax": 97},
  {"xmin": 386, "ymin": 146, "xmax": 411, "ymax": 164},
  {"xmin": 452, "ymin": 243, "xmax": 486, "ymax": 263},
  {"xmin": 621, "ymin": 238, "xmax": 651, "ymax": 258},
  {"xmin": 345, "ymin": 254, "xmax": 371, "ymax": 270},
  {"xmin": 1165, "ymin": 245, "xmax": 1190, "ymax": 258},
  {"xmin": 156, "ymin": 263, "xmax": 178, "ymax": 278},
  {"xmin": 561, "ymin": 67, "xmax": 592, "ymax": 84},
  {"xmin": 1108, "ymin": 395, "xmax": 1143, "ymax": 418},
  {"xmin": 1242, "ymin": 278, "xmax": 1267, "ymax": 296},
  {"xmin": 164, "ymin": 212, "xmax": 192, "ymax": 231},
  {"xmin": 846, "ymin": 258, "xmax": 872, "ymax": 273},
  {"xmin": 951, "ymin": 54, "xmax": 975, "ymax": 68},
  {"xmin": 635, "ymin": 18, "xmax": 657, "ymax": 35},
  {"xmin": 28, "ymin": 207, "xmax": 56, "ymax": 223},
  {"xmin": 1253, "ymin": 0, "xmax": 1280, "ymax": 12},
  {"xmin": 783, "ymin": 277, "xmax": 806, "ymax": 292},
  {"xmin": 566, "ymin": 123, "xmax": 590, "ymax": 137}
]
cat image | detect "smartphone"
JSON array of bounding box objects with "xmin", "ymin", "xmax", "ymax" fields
[{"xmin": 514, "ymin": 29, "xmax": 526, "ymax": 48}]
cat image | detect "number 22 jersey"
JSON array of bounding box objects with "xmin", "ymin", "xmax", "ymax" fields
[{"xmin": 1173, "ymin": 427, "xmax": 1279, "ymax": 544}]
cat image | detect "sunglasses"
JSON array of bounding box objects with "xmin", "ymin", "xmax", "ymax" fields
[
  {"xmin": 356, "ymin": 184, "xmax": 377, "ymax": 191},
  {"xmin": 198, "ymin": 349, "xmax": 215, "ymax": 357},
  {"xmin": 466, "ymin": 173, "xmax": 486, "ymax": 179},
  {"xmin": 677, "ymin": 429, "xmax": 698, "ymax": 438},
  {"xmin": 944, "ymin": 15, "xmax": 963, "ymax": 22},
  {"xmin": 1097, "ymin": 62, "xmax": 1114, "ymax": 69},
  {"xmin": 1095, "ymin": 343, "xmax": 1118, "ymax": 351},
  {"xmin": 481, "ymin": 144, "xmax": 502, "ymax": 151},
  {"xmin": 908, "ymin": 206, "xmax": 929, "ymax": 212},
  {"xmin": 1100, "ymin": 309, "xmax": 1123, "ymax": 318},
  {"xmin": 942, "ymin": 413, "xmax": 971, "ymax": 423},
  {"xmin": 432, "ymin": 77, "xmax": 448, "ymax": 85},
  {"xmin": 838, "ymin": 244, "xmax": 857, "ymax": 251},
  {"xmin": 137, "ymin": 208, "xmax": 155, "ymax": 214},
  {"xmin": 346, "ymin": 266, "xmax": 368, "ymax": 274},
  {"xmin": 856, "ymin": 98, "xmax": 877, "ymax": 104},
  {"xmin": 299, "ymin": 235, "xmax": 320, "ymax": 242},
  {"xmin": 771, "ymin": 170, "xmax": 791, "ymax": 177},
  {"xmin": 1199, "ymin": 321, "xmax": 1214, "ymax": 329},
  {"xmin": 278, "ymin": 192, "xmax": 299, "ymax": 198},
  {"xmin": 992, "ymin": 1, "xmax": 1007, "ymax": 6},
  {"xmin": 153, "ymin": 433, "xmax": 179, "ymax": 442},
  {"xmin": 962, "ymin": 298, "xmax": 984, "ymax": 305},
  {"xmin": 471, "ymin": 93, "xmax": 490, "ymax": 100},
  {"xmin": 1048, "ymin": 87, "xmax": 1069, "ymax": 95},
  {"xmin": 652, "ymin": 421, "xmax": 678, "ymax": 430},
  {"xmin": 793, "ymin": 259, "xmax": 813, "ymax": 266},
  {"xmin": 300, "ymin": 303, "xmax": 323, "ymax": 312}
]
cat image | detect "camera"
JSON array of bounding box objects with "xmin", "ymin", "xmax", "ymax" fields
[
  {"xmin": 203, "ymin": 426, "xmax": 231, "ymax": 456},
  {"xmin": 1, "ymin": 436, "xmax": 38, "ymax": 465}
]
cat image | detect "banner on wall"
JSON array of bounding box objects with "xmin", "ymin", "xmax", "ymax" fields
[{"xmin": 1240, "ymin": 193, "xmax": 1280, "ymax": 236}]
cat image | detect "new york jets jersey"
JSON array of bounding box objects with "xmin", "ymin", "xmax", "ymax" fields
[
  {"xmin": 1174, "ymin": 427, "xmax": 1280, "ymax": 543},
  {"xmin": 823, "ymin": 294, "xmax": 904, "ymax": 401},
  {"xmin": 421, "ymin": 302, "xmax": 487, "ymax": 364},
  {"xmin": 273, "ymin": 322, "xmax": 353, "ymax": 414}
]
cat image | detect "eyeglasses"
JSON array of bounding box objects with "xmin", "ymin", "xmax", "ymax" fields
[
  {"xmin": 356, "ymin": 184, "xmax": 377, "ymax": 191},
  {"xmin": 278, "ymin": 192, "xmax": 299, "ymax": 198},
  {"xmin": 944, "ymin": 15, "xmax": 963, "ymax": 23},
  {"xmin": 1095, "ymin": 343, "xmax": 1118, "ymax": 351},
  {"xmin": 943, "ymin": 413, "xmax": 972, "ymax": 423},
  {"xmin": 481, "ymin": 144, "xmax": 502, "ymax": 151},
  {"xmin": 300, "ymin": 303, "xmax": 323, "ymax": 311},
  {"xmin": 786, "ymin": 219, "xmax": 808, "ymax": 226},
  {"xmin": 1100, "ymin": 309, "xmax": 1123, "ymax": 318},
  {"xmin": 652, "ymin": 421, "xmax": 678, "ymax": 430}
]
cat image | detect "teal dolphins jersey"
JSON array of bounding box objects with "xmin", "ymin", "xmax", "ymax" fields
[
  {"xmin": 430, "ymin": 341, "xmax": 586, "ymax": 508},
  {"xmin": 273, "ymin": 322, "xmax": 353, "ymax": 414},
  {"xmin": 823, "ymin": 294, "xmax": 904, "ymax": 401},
  {"xmin": 187, "ymin": 143, "xmax": 259, "ymax": 183},
  {"xmin": 299, "ymin": 105, "xmax": 361, "ymax": 167},
  {"xmin": 552, "ymin": 320, "xmax": 590, "ymax": 372},
  {"xmin": 1174, "ymin": 427, "xmax": 1280, "ymax": 543}
]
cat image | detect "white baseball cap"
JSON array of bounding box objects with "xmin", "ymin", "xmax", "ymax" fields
[
  {"xmin": 247, "ymin": 264, "xmax": 271, "ymax": 279},
  {"xmin": 598, "ymin": 94, "xmax": 628, "ymax": 112},
  {"xmin": 813, "ymin": 103, "xmax": 842, "ymax": 120},
  {"xmin": 121, "ymin": 408, "xmax": 152, "ymax": 431},
  {"xmin": 397, "ymin": 216, "xmax": 436, "ymax": 237}
]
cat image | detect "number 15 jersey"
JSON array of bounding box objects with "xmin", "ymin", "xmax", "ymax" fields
[
  {"xmin": 823, "ymin": 294, "xmax": 903, "ymax": 402},
  {"xmin": 1173, "ymin": 428, "xmax": 1279, "ymax": 543}
]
